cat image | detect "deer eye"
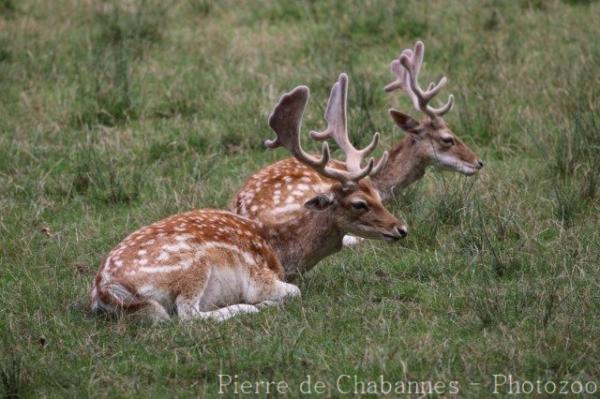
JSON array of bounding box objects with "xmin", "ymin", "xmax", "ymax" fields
[
  {"xmin": 441, "ymin": 136, "xmax": 454, "ymax": 146},
  {"xmin": 351, "ymin": 201, "xmax": 369, "ymax": 211}
]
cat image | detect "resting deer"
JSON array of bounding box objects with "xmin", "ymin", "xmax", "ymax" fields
[
  {"xmin": 375, "ymin": 40, "xmax": 484, "ymax": 199},
  {"xmin": 340, "ymin": 41, "xmax": 485, "ymax": 245},
  {"xmin": 90, "ymin": 83, "xmax": 406, "ymax": 322},
  {"xmin": 231, "ymin": 41, "xmax": 483, "ymax": 247}
]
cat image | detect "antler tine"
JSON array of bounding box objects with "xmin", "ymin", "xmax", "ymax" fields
[
  {"xmin": 310, "ymin": 73, "xmax": 386, "ymax": 183},
  {"xmin": 386, "ymin": 41, "xmax": 454, "ymax": 118},
  {"xmin": 384, "ymin": 51, "xmax": 421, "ymax": 112},
  {"xmin": 428, "ymin": 93, "xmax": 454, "ymax": 115},
  {"xmin": 265, "ymin": 85, "xmax": 356, "ymax": 186},
  {"xmin": 383, "ymin": 59, "xmax": 405, "ymax": 93},
  {"xmin": 384, "ymin": 49, "xmax": 412, "ymax": 92},
  {"xmin": 371, "ymin": 150, "xmax": 389, "ymax": 176},
  {"xmin": 309, "ymin": 73, "xmax": 349, "ymax": 149}
]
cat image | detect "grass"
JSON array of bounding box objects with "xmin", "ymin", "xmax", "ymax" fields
[{"xmin": 1, "ymin": 0, "xmax": 599, "ymax": 397}]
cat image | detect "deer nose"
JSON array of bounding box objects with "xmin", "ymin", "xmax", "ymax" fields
[
  {"xmin": 477, "ymin": 159, "xmax": 485, "ymax": 168},
  {"xmin": 396, "ymin": 225, "xmax": 408, "ymax": 238}
]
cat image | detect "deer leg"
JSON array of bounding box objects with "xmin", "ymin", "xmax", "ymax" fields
[
  {"xmin": 176, "ymin": 292, "xmax": 259, "ymax": 322},
  {"xmin": 134, "ymin": 299, "xmax": 171, "ymax": 322},
  {"xmin": 342, "ymin": 235, "xmax": 365, "ymax": 247},
  {"xmin": 178, "ymin": 303, "xmax": 259, "ymax": 322},
  {"xmin": 175, "ymin": 266, "xmax": 262, "ymax": 322},
  {"xmin": 268, "ymin": 280, "xmax": 301, "ymax": 303},
  {"xmin": 175, "ymin": 266, "xmax": 299, "ymax": 321},
  {"xmin": 95, "ymin": 281, "xmax": 171, "ymax": 322},
  {"xmin": 254, "ymin": 288, "xmax": 299, "ymax": 309},
  {"xmin": 248, "ymin": 272, "xmax": 301, "ymax": 308}
]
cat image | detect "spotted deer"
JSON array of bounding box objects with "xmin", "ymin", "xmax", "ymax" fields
[
  {"xmin": 90, "ymin": 83, "xmax": 406, "ymax": 322},
  {"xmin": 231, "ymin": 41, "xmax": 483, "ymax": 246}
]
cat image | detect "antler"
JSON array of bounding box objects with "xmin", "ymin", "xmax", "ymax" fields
[
  {"xmin": 265, "ymin": 85, "xmax": 363, "ymax": 187},
  {"xmin": 384, "ymin": 41, "xmax": 454, "ymax": 118},
  {"xmin": 310, "ymin": 73, "xmax": 389, "ymax": 180}
]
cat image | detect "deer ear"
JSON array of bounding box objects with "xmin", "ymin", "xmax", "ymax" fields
[
  {"xmin": 304, "ymin": 193, "xmax": 335, "ymax": 211},
  {"xmin": 389, "ymin": 109, "xmax": 421, "ymax": 135}
]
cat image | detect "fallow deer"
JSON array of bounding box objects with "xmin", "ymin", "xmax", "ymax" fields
[
  {"xmin": 90, "ymin": 83, "xmax": 406, "ymax": 322},
  {"xmin": 231, "ymin": 41, "xmax": 483, "ymax": 246},
  {"xmin": 375, "ymin": 40, "xmax": 484, "ymax": 200}
]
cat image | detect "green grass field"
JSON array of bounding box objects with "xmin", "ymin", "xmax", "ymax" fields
[{"xmin": 1, "ymin": 0, "xmax": 599, "ymax": 397}]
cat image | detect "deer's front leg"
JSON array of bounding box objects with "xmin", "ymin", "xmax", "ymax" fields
[
  {"xmin": 175, "ymin": 287, "xmax": 259, "ymax": 322},
  {"xmin": 342, "ymin": 235, "xmax": 365, "ymax": 247},
  {"xmin": 254, "ymin": 280, "xmax": 301, "ymax": 308},
  {"xmin": 178, "ymin": 303, "xmax": 260, "ymax": 322},
  {"xmin": 174, "ymin": 267, "xmax": 259, "ymax": 322}
]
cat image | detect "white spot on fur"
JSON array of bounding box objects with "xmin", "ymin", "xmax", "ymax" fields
[
  {"xmin": 271, "ymin": 204, "xmax": 302, "ymax": 215},
  {"xmin": 163, "ymin": 242, "xmax": 192, "ymax": 252},
  {"xmin": 138, "ymin": 264, "xmax": 184, "ymax": 273},
  {"xmin": 176, "ymin": 234, "xmax": 193, "ymax": 241},
  {"xmin": 313, "ymin": 182, "xmax": 332, "ymax": 193}
]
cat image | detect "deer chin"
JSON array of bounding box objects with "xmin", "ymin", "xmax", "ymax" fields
[
  {"xmin": 345, "ymin": 225, "xmax": 385, "ymax": 241},
  {"xmin": 345, "ymin": 225, "xmax": 403, "ymax": 242},
  {"xmin": 433, "ymin": 154, "xmax": 480, "ymax": 176},
  {"xmin": 456, "ymin": 163, "xmax": 479, "ymax": 176},
  {"xmin": 381, "ymin": 233, "xmax": 402, "ymax": 242}
]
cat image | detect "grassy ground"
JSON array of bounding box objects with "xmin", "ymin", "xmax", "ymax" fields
[{"xmin": 1, "ymin": 0, "xmax": 599, "ymax": 397}]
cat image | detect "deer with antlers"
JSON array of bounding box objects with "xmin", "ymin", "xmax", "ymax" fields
[
  {"xmin": 90, "ymin": 81, "xmax": 406, "ymax": 322},
  {"xmin": 375, "ymin": 40, "xmax": 484, "ymax": 199},
  {"xmin": 232, "ymin": 41, "xmax": 483, "ymax": 246}
]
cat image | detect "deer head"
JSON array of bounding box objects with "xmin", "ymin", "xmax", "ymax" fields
[
  {"xmin": 384, "ymin": 41, "xmax": 484, "ymax": 176},
  {"xmin": 265, "ymin": 76, "xmax": 407, "ymax": 241}
]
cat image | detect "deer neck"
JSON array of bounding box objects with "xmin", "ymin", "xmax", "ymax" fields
[
  {"xmin": 371, "ymin": 136, "xmax": 428, "ymax": 201},
  {"xmin": 260, "ymin": 210, "xmax": 344, "ymax": 280}
]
